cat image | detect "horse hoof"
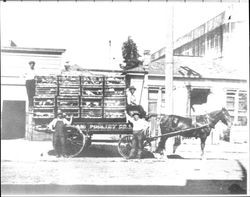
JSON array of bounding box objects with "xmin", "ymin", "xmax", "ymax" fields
[{"xmin": 154, "ymin": 153, "xmax": 162, "ymax": 159}]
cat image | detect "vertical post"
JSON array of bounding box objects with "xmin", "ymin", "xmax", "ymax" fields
[
  {"xmin": 108, "ymin": 40, "xmax": 112, "ymax": 66},
  {"xmin": 186, "ymin": 84, "xmax": 191, "ymax": 117},
  {"xmin": 141, "ymin": 71, "xmax": 149, "ymax": 113},
  {"xmin": 157, "ymin": 87, "xmax": 162, "ymax": 116},
  {"xmin": 165, "ymin": 5, "xmax": 174, "ymax": 115}
]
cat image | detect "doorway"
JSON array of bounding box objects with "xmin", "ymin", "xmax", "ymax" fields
[
  {"xmin": 1, "ymin": 100, "xmax": 26, "ymax": 139},
  {"xmin": 190, "ymin": 88, "xmax": 211, "ymax": 114}
]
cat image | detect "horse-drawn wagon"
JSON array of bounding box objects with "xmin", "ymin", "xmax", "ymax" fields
[
  {"xmin": 118, "ymin": 108, "xmax": 232, "ymax": 159},
  {"xmin": 32, "ymin": 74, "xmax": 133, "ymax": 157},
  {"xmin": 33, "ymin": 74, "xmax": 232, "ymax": 158}
]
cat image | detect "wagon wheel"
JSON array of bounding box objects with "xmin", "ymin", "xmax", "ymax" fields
[
  {"xmin": 143, "ymin": 139, "xmax": 152, "ymax": 152},
  {"xmin": 118, "ymin": 135, "xmax": 133, "ymax": 159},
  {"xmin": 64, "ymin": 126, "xmax": 86, "ymax": 157}
]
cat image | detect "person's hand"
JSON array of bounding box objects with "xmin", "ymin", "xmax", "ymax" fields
[{"xmin": 47, "ymin": 126, "xmax": 55, "ymax": 133}]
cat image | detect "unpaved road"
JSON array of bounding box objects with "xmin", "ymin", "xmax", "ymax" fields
[{"xmin": 1, "ymin": 139, "xmax": 248, "ymax": 195}]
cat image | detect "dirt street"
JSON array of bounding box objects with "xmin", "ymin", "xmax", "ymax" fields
[{"xmin": 1, "ymin": 139, "xmax": 249, "ymax": 195}]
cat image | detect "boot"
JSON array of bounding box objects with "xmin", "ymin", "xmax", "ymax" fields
[
  {"xmin": 136, "ymin": 149, "xmax": 143, "ymax": 159},
  {"xmin": 128, "ymin": 149, "xmax": 136, "ymax": 159}
]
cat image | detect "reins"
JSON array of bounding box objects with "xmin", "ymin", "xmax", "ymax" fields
[{"xmin": 205, "ymin": 109, "xmax": 227, "ymax": 129}]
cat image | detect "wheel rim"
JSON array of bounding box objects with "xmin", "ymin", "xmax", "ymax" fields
[
  {"xmin": 118, "ymin": 135, "xmax": 133, "ymax": 158},
  {"xmin": 64, "ymin": 126, "xmax": 86, "ymax": 157},
  {"xmin": 143, "ymin": 140, "xmax": 151, "ymax": 152}
]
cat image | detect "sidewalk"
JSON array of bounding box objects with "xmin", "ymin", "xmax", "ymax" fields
[{"xmin": 1, "ymin": 139, "xmax": 53, "ymax": 161}]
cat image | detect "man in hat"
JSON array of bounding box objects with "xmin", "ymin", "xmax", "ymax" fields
[
  {"xmin": 126, "ymin": 112, "xmax": 149, "ymax": 159},
  {"xmin": 127, "ymin": 86, "xmax": 137, "ymax": 106},
  {"xmin": 126, "ymin": 85, "xmax": 146, "ymax": 118},
  {"xmin": 48, "ymin": 111, "xmax": 73, "ymax": 158},
  {"xmin": 24, "ymin": 61, "xmax": 36, "ymax": 108}
]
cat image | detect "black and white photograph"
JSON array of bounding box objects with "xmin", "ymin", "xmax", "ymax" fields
[{"xmin": 1, "ymin": 0, "xmax": 249, "ymax": 195}]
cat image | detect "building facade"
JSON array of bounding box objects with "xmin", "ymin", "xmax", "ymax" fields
[
  {"xmin": 1, "ymin": 46, "xmax": 66, "ymax": 139},
  {"xmin": 130, "ymin": 7, "xmax": 248, "ymax": 144}
]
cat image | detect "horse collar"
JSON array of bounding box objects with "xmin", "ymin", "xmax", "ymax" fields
[{"xmin": 206, "ymin": 114, "xmax": 215, "ymax": 129}]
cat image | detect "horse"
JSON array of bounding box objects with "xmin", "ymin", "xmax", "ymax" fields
[{"xmin": 155, "ymin": 108, "xmax": 232, "ymax": 158}]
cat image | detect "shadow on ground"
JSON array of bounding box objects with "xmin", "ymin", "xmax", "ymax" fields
[
  {"xmin": 2, "ymin": 179, "xmax": 246, "ymax": 195},
  {"xmin": 47, "ymin": 144, "xmax": 155, "ymax": 159}
]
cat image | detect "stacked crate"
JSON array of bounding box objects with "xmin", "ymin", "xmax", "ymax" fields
[
  {"xmin": 28, "ymin": 75, "xmax": 127, "ymax": 140},
  {"xmin": 81, "ymin": 76, "xmax": 104, "ymax": 119},
  {"xmin": 80, "ymin": 75, "xmax": 126, "ymax": 120},
  {"xmin": 103, "ymin": 76, "xmax": 126, "ymax": 119},
  {"xmin": 58, "ymin": 76, "xmax": 81, "ymax": 118},
  {"xmin": 30, "ymin": 76, "xmax": 57, "ymax": 140}
]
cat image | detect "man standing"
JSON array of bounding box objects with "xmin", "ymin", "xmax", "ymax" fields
[
  {"xmin": 24, "ymin": 61, "xmax": 36, "ymax": 108},
  {"xmin": 126, "ymin": 112, "xmax": 149, "ymax": 159},
  {"xmin": 48, "ymin": 111, "xmax": 73, "ymax": 158}
]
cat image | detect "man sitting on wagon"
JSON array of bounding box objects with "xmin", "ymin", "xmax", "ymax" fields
[
  {"xmin": 126, "ymin": 85, "xmax": 146, "ymax": 118},
  {"xmin": 126, "ymin": 112, "xmax": 149, "ymax": 159}
]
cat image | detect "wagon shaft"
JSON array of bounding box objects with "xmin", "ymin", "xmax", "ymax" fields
[{"xmin": 147, "ymin": 124, "xmax": 210, "ymax": 140}]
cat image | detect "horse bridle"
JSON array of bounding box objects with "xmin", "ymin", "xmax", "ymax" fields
[
  {"xmin": 221, "ymin": 109, "xmax": 232, "ymax": 128},
  {"xmin": 206, "ymin": 109, "xmax": 232, "ymax": 129},
  {"xmin": 205, "ymin": 112, "xmax": 220, "ymax": 129}
]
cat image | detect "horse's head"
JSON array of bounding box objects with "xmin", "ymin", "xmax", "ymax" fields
[{"xmin": 220, "ymin": 107, "xmax": 232, "ymax": 127}]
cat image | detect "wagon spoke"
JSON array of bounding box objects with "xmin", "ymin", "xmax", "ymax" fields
[
  {"xmin": 118, "ymin": 135, "xmax": 133, "ymax": 158},
  {"xmin": 63, "ymin": 126, "xmax": 86, "ymax": 157}
]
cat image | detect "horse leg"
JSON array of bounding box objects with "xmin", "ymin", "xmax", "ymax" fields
[
  {"xmin": 200, "ymin": 136, "xmax": 207, "ymax": 158},
  {"xmin": 173, "ymin": 136, "xmax": 181, "ymax": 154},
  {"xmin": 155, "ymin": 136, "xmax": 168, "ymax": 155}
]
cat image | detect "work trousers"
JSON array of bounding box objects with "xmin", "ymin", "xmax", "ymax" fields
[
  {"xmin": 129, "ymin": 130, "xmax": 145, "ymax": 159},
  {"xmin": 127, "ymin": 105, "xmax": 146, "ymax": 118},
  {"xmin": 53, "ymin": 134, "xmax": 66, "ymax": 156},
  {"xmin": 25, "ymin": 79, "xmax": 35, "ymax": 107}
]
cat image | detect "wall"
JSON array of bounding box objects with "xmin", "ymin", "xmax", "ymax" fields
[
  {"xmin": 1, "ymin": 49, "xmax": 65, "ymax": 111},
  {"xmin": 2, "ymin": 52, "xmax": 63, "ymax": 77},
  {"xmin": 144, "ymin": 74, "xmax": 248, "ymax": 144}
]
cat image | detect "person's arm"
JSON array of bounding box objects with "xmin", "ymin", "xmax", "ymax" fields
[
  {"xmin": 125, "ymin": 112, "xmax": 134, "ymax": 124},
  {"xmin": 63, "ymin": 115, "xmax": 73, "ymax": 125},
  {"xmin": 48, "ymin": 119, "xmax": 57, "ymax": 131},
  {"xmin": 142, "ymin": 119, "xmax": 149, "ymax": 131}
]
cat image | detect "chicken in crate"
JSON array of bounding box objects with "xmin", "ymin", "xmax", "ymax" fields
[
  {"xmin": 35, "ymin": 76, "xmax": 58, "ymax": 86},
  {"xmin": 57, "ymin": 108, "xmax": 80, "ymax": 119},
  {"xmin": 59, "ymin": 86, "xmax": 81, "ymax": 96},
  {"xmin": 35, "ymin": 76, "xmax": 58, "ymax": 96},
  {"xmin": 34, "ymin": 74, "xmax": 132, "ymax": 158},
  {"xmin": 33, "ymin": 96, "xmax": 55, "ymax": 108},
  {"xmin": 33, "ymin": 108, "xmax": 55, "ymax": 119},
  {"xmin": 57, "ymin": 96, "xmax": 80, "ymax": 108},
  {"xmin": 81, "ymin": 76, "xmax": 103, "ymax": 86},
  {"xmin": 58, "ymin": 76, "xmax": 80, "ymax": 86}
]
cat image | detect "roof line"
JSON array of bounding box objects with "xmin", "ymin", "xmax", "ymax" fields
[{"xmin": 1, "ymin": 46, "xmax": 66, "ymax": 54}]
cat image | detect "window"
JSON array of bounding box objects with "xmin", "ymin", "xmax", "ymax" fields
[
  {"xmin": 148, "ymin": 89, "xmax": 158, "ymax": 114},
  {"xmin": 148, "ymin": 88, "xmax": 165, "ymax": 114},
  {"xmin": 238, "ymin": 91, "xmax": 247, "ymax": 112},
  {"xmin": 207, "ymin": 35, "xmax": 210, "ymax": 49},
  {"xmin": 211, "ymin": 35, "xmax": 214, "ymax": 49},
  {"xmin": 226, "ymin": 89, "xmax": 248, "ymax": 126},
  {"xmin": 199, "ymin": 36, "xmax": 205, "ymax": 56},
  {"xmin": 194, "ymin": 39, "xmax": 199, "ymax": 56}
]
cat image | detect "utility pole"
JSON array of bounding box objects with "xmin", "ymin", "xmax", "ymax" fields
[
  {"xmin": 165, "ymin": 5, "xmax": 174, "ymax": 115},
  {"xmin": 108, "ymin": 40, "xmax": 112, "ymax": 66}
]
